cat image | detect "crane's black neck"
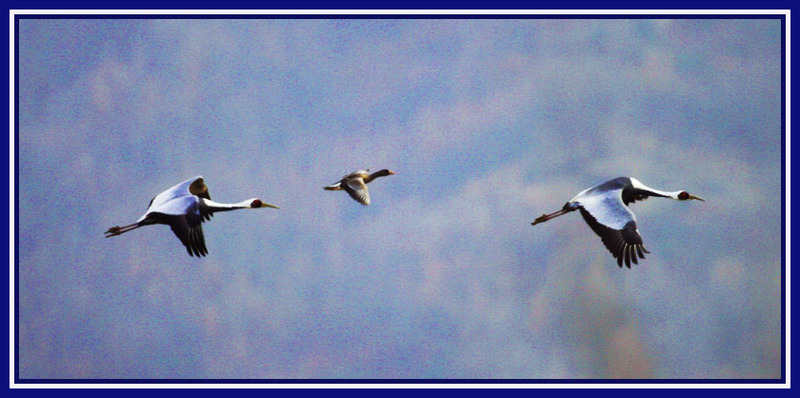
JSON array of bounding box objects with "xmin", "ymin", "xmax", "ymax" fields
[{"xmin": 622, "ymin": 187, "xmax": 668, "ymax": 206}]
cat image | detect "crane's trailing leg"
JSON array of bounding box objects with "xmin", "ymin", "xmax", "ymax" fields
[
  {"xmin": 531, "ymin": 209, "xmax": 571, "ymax": 226},
  {"xmin": 104, "ymin": 223, "xmax": 141, "ymax": 237}
]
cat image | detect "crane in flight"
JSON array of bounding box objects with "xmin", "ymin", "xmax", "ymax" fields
[
  {"xmin": 324, "ymin": 169, "xmax": 395, "ymax": 205},
  {"xmin": 531, "ymin": 177, "xmax": 704, "ymax": 268},
  {"xmin": 104, "ymin": 176, "xmax": 279, "ymax": 257}
]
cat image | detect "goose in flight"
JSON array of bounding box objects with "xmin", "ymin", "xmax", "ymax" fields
[
  {"xmin": 324, "ymin": 169, "xmax": 395, "ymax": 205},
  {"xmin": 531, "ymin": 177, "xmax": 704, "ymax": 268},
  {"xmin": 104, "ymin": 176, "xmax": 278, "ymax": 257}
]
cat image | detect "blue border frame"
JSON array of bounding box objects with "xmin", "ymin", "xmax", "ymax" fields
[{"xmin": 7, "ymin": 9, "xmax": 790, "ymax": 388}]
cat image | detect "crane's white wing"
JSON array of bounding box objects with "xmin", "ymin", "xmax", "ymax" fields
[
  {"xmin": 139, "ymin": 194, "xmax": 209, "ymax": 256},
  {"xmin": 577, "ymin": 190, "xmax": 635, "ymax": 230},
  {"xmin": 158, "ymin": 195, "xmax": 208, "ymax": 257},
  {"xmin": 143, "ymin": 193, "xmax": 200, "ymax": 217},
  {"xmin": 577, "ymin": 189, "xmax": 649, "ymax": 268},
  {"xmin": 146, "ymin": 176, "xmax": 204, "ymax": 213}
]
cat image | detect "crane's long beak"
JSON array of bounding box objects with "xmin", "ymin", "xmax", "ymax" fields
[
  {"xmin": 262, "ymin": 203, "xmax": 280, "ymax": 209},
  {"xmin": 689, "ymin": 194, "xmax": 705, "ymax": 201}
]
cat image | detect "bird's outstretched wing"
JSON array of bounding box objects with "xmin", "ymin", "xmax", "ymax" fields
[
  {"xmin": 577, "ymin": 192, "xmax": 650, "ymax": 268},
  {"xmin": 154, "ymin": 195, "xmax": 210, "ymax": 257},
  {"xmin": 578, "ymin": 208, "xmax": 649, "ymax": 268},
  {"xmin": 189, "ymin": 177, "xmax": 213, "ymax": 221},
  {"xmin": 188, "ymin": 177, "xmax": 211, "ymax": 200},
  {"xmin": 147, "ymin": 177, "xmax": 197, "ymax": 209},
  {"xmin": 343, "ymin": 177, "xmax": 371, "ymax": 205},
  {"xmin": 169, "ymin": 209, "xmax": 208, "ymax": 257},
  {"xmin": 341, "ymin": 169, "xmax": 369, "ymax": 180}
]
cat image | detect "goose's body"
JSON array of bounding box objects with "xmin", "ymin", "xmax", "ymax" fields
[
  {"xmin": 531, "ymin": 177, "xmax": 704, "ymax": 268},
  {"xmin": 324, "ymin": 169, "xmax": 395, "ymax": 205},
  {"xmin": 104, "ymin": 176, "xmax": 278, "ymax": 257}
]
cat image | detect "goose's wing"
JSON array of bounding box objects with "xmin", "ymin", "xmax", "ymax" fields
[
  {"xmin": 343, "ymin": 177, "xmax": 371, "ymax": 205},
  {"xmin": 325, "ymin": 170, "xmax": 369, "ymax": 191},
  {"xmin": 577, "ymin": 190, "xmax": 649, "ymax": 268},
  {"xmin": 342, "ymin": 169, "xmax": 369, "ymax": 179}
]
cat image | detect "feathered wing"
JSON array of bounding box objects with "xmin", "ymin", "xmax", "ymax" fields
[
  {"xmin": 577, "ymin": 193, "xmax": 650, "ymax": 268},
  {"xmin": 147, "ymin": 176, "xmax": 202, "ymax": 212},
  {"xmin": 168, "ymin": 208, "xmax": 208, "ymax": 257},
  {"xmin": 343, "ymin": 177, "xmax": 371, "ymax": 205},
  {"xmin": 155, "ymin": 195, "xmax": 209, "ymax": 257},
  {"xmin": 188, "ymin": 177, "xmax": 213, "ymax": 221}
]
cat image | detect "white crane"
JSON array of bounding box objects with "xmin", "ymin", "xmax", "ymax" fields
[
  {"xmin": 530, "ymin": 177, "xmax": 704, "ymax": 268},
  {"xmin": 324, "ymin": 169, "xmax": 395, "ymax": 205},
  {"xmin": 104, "ymin": 176, "xmax": 279, "ymax": 257}
]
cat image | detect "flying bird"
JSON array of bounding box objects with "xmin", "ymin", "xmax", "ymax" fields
[
  {"xmin": 104, "ymin": 176, "xmax": 279, "ymax": 257},
  {"xmin": 324, "ymin": 169, "xmax": 395, "ymax": 205},
  {"xmin": 530, "ymin": 177, "xmax": 704, "ymax": 268}
]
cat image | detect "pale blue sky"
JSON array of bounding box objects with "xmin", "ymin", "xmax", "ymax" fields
[{"xmin": 16, "ymin": 15, "xmax": 784, "ymax": 380}]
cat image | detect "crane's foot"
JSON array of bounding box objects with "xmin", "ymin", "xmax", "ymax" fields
[{"xmin": 531, "ymin": 215, "xmax": 549, "ymax": 226}]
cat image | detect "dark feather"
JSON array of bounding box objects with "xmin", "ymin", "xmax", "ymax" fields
[
  {"xmin": 189, "ymin": 177, "xmax": 213, "ymax": 221},
  {"xmin": 579, "ymin": 208, "xmax": 648, "ymax": 268},
  {"xmin": 168, "ymin": 208, "xmax": 208, "ymax": 257}
]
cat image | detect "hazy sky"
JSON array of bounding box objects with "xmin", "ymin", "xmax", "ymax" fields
[{"xmin": 15, "ymin": 14, "xmax": 785, "ymax": 382}]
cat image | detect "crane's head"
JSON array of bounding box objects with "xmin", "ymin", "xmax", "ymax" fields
[
  {"xmin": 677, "ymin": 191, "xmax": 704, "ymax": 201},
  {"xmin": 249, "ymin": 199, "xmax": 280, "ymax": 209}
]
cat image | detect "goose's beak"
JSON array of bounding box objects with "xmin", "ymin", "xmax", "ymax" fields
[{"xmin": 388, "ymin": 170, "xmax": 396, "ymax": 175}]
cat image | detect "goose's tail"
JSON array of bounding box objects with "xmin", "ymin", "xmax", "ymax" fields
[{"xmin": 323, "ymin": 182, "xmax": 342, "ymax": 191}]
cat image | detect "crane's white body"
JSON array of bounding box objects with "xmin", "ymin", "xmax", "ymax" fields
[
  {"xmin": 567, "ymin": 178, "xmax": 682, "ymax": 231},
  {"xmin": 105, "ymin": 176, "xmax": 278, "ymax": 257},
  {"xmin": 569, "ymin": 187, "xmax": 636, "ymax": 232},
  {"xmin": 532, "ymin": 177, "xmax": 703, "ymax": 268}
]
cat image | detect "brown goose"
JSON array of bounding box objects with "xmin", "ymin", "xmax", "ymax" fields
[{"xmin": 324, "ymin": 169, "xmax": 395, "ymax": 205}]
